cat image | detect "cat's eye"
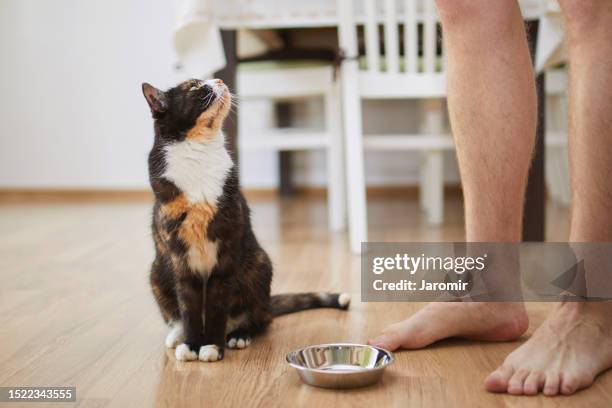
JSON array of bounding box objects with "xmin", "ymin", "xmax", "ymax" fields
[{"xmin": 189, "ymin": 81, "xmax": 204, "ymax": 91}]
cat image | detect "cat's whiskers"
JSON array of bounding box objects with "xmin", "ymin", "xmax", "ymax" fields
[{"xmin": 200, "ymin": 92, "xmax": 215, "ymax": 108}]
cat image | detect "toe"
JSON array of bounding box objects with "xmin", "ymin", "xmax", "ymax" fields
[
  {"xmin": 507, "ymin": 369, "xmax": 530, "ymax": 395},
  {"xmin": 543, "ymin": 371, "xmax": 560, "ymax": 396},
  {"xmin": 227, "ymin": 338, "xmax": 237, "ymax": 348},
  {"xmin": 369, "ymin": 323, "xmax": 406, "ymax": 351},
  {"xmin": 561, "ymin": 373, "xmax": 590, "ymax": 396},
  {"xmin": 368, "ymin": 334, "xmax": 400, "ymax": 351},
  {"xmin": 484, "ymin": 365, "xmax": 514, "ymax": 393},
  {"xmin": 523, "ymin": 371, "xmax": 544, "ymax": 395},
  {"xmin": 236, "ymin": 339, "xmax": 246, "ymax": 349},
  {"xmin": 561, "ymin": 376, "xmax": 577, "ymax": 395}
]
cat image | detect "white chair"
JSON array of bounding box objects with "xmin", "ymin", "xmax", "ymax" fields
[
  {"xmin": 237, "ymin": 60, "xmax": 346, "ymax": 231},
  {"xmin": 338, "ymin": 0, "xmax": 454, "ymax": 253},
  {"xmin": 545, "ymin": 67, "xmax": 570, "ymax": 206}
]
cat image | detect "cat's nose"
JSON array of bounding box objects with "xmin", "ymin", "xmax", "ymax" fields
[{"xmin": 215, "ymin": 79, "xmax": 223, "ymax": 85}]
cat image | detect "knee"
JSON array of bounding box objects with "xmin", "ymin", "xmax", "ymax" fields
[
  {"xmin": 435, "ymin": 0, "xmax": 517, "ymax": 35},
  {"xmin": 558, "ymin": 0, "xmax": 611, "ymax": 36}
]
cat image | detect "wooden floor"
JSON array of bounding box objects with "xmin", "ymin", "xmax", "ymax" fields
[{"xmin": 1, "ymin": 194, "xmax": 610, "ymax": 407}]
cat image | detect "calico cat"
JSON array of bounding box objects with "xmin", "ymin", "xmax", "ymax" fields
[{"xmin": 142, "ymin": 78, "xmax": 350, "ymax": 362}]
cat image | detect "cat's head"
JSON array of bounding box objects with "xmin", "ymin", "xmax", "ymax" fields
[{"xmin": 142, "ymin": 78, "xmax": 231, "ymax": 141}]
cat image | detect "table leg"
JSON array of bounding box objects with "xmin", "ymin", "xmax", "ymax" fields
[
  {"xmin": 523, "ymin": 20, "xmax": 546, "ymax": 241},
  {"xmin": 215, "ymin": 30, "xmax": 238, "ymax": 164},
  {"xmin": 276, "ymin": 103, "xmax": 295, "ymax": 196}
]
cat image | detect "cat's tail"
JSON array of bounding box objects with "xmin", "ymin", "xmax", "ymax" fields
[{"xmin": 270, "ymin": 292, "xmax": 351, "ymax": 317}]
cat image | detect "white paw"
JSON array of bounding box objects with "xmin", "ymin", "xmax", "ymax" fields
[
  {"xmin": 199, "ymin": 345, "xmax": 221, "ymax": 362},
  {"xmin": 165, "ymin": 323, "xmax": 184, "ymax": 348},
  {"xmin": 175, "ymin": 343, "xmax": 198, "ymax": 361},
  {"xmin": 227, "ymin": 337, "xmax": 251, "ymax": 349},
  {"xmin": 338, "ymin": 293, "xmax": 351, "ymax": 308}
]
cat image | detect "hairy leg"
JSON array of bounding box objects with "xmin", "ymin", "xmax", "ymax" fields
[
  {"xmin": 369, "ymin": 0, "xmax": 533, "ymax": 351},
  {"xmin": 485, "ymin": 0, "xmax": 612, "ymax": 395}
]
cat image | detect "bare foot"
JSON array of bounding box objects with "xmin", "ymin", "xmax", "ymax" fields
[
  {"xmin": 368, "ymin": 301, "xmax": 528, "ymax": 350},
  {"xmin": 485, "ymin": 302, "xmax": 612, "ymax": 396}
]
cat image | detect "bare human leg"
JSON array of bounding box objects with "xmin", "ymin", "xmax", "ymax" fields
[
  {"xmin": 485, "ymin": 0, "xmax": 612, "ymax": 396},
  {"xmin": 369, "ymin": 0, "xmax": 532, "ymax": 351}
]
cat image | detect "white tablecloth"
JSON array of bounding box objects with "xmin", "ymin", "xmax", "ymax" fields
[
  {"xmin": 174, "ymin": 0, "xmax": 565, "ymax": 78},
  {"xmin": 174, "ymin": 0, "xmax": 226, "ymax": 78}
]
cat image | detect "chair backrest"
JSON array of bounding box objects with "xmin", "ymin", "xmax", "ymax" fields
[{"xmin": 338, "ymin": 0, "xmax": 444, "ymax": 75}]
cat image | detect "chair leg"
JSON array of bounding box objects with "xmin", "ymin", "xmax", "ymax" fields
[
  {"xmin": 418, "ymin": 99, "xmax": 445, "ymax": 225},
  {"xmin": 554, "ymin": 142, "xmax": 571, "ymax": 206},
  {"xmin": 419, "ymin": 154, "xmax": 430, "ymax": 211},
  {"xmin": 325, "ymin": 82, "xmax": 346, "ymax": 231},
  {"xmin": 545, "ymin": 94, "xmax": 571, "ymax": 207},
  {"xmin": 423, "ymin": 150, "xmax": 444, "ymax": 225},
  {"xmin": 546, "ymin": 142, "xmax": 561, "ymax": 203},
  {"xmin": 340, "ymin": 63, "xmax": 367, "ymax": 253}
]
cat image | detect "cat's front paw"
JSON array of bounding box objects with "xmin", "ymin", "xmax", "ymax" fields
[
  {"xmin": 175, "ymin": 343, "xmax": 198, "ymax": 361},
  {"xmin": 198, "ymin": 344, "xmax": 223, "ymax": 362}
]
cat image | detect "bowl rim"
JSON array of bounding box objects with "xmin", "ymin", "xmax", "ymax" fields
[{"xmin": 285, "ymin": 343, "xmax": 394, "ymax": 375}]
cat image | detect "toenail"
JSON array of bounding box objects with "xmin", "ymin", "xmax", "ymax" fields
[{"xmin": 369, "ymin": 335, "xmax": 389, "ymax": 345}]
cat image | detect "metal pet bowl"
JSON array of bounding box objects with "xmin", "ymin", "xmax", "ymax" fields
[{"xmin": 286, "ymin": 343, "xmax": 394, "ymax": 389}]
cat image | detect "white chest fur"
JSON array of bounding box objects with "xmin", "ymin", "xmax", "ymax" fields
[{"xmin": 162, "ymin": 133, "xmax": 233, "ymax": 204}]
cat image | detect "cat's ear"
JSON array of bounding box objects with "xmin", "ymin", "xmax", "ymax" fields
[{"xmin": 142, "ymin": 83, "xmax": 168, "ymax": 115}]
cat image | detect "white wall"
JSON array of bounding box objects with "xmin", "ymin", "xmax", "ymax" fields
[
  {"xmin": 0, "ymin": 0, "xmax": 178, "ymax": 188},
  {"xmin": 0, "ymin": 0, "xmax": 458, "ymax": 190}
]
